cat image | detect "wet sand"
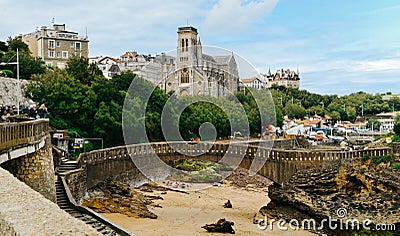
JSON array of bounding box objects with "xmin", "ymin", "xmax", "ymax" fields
[{"xmin": 102, "ymin": 185, "xmax": 316, "ymax": 236}]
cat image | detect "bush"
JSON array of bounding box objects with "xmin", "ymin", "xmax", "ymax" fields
[
  {"xmin": 359, "ymin": 169, "xmax": 366, "ymax": 174},
  {"xmin": 394, "ymin": 123, "xmax": 400, "ymax": 136},
  {"xmin": 393, "ymin": 163, "xmax": 400, "ymax": 170},
  {"xmin": 372, "ymin": 155, "xmax": 391, "ymax": 164},
  {"xmin": 0, "ymin": 69, "xmax": 14, "ymax": 77},
  {"xmin": 362, "ymin": 154, "xmax": 369, "ymax": 162},
  {"xmin": 393, "ymin": 135, "xmax": 400, "ymax": 143}
]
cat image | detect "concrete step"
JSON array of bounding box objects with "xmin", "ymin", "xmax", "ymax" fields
[{"xmin": 95, "ymin": 224, "xmax": 107, "ymax": 232}]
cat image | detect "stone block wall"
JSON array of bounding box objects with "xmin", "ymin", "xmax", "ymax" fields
[
  {"xmin": 65, "ymin": 168, "xmax": 87, "ymax": 204},
  {"xmin": 1, "ymin": 136, "xmax": 56, "ymax": 202}
]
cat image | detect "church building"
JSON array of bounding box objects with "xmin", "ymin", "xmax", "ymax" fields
[{"xmin": 159, "ymin": 26, "xmax": 240, "ymax": 97}]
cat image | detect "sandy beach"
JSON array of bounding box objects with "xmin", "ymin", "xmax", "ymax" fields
[{"xmin": 101, "ymin": 184, "xmax": 316, "ymax": 236}]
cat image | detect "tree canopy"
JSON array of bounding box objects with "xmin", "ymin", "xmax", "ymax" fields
[{"xmin": 0, "ymin": 38, "xmax": 46, "ymax": 79}]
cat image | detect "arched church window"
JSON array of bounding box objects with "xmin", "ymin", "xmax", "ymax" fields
[
  {"xmin": 181, "ymin": 39, "xmax": 185, "ymax": 52},
  {"xmin": 181, "ymin": 67, "xmax": 189, "ymax": 84},
  {"xmin": 185, "ymin": 39, "xmax": 188, "ymax": 51}
]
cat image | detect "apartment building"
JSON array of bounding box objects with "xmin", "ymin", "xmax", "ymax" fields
[{"xmin": 20, "ymin": 23, "xmax": 89, "ymax": 68}]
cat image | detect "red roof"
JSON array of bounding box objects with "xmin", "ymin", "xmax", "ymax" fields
[{"xmin": 241, "ymin": 77, "xmax": 257, "ymax": 83}]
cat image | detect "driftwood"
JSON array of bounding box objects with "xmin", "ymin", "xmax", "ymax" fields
[
  {"xmin": 223, "ymin": 200, "xmax": 232, "ymax": 208},
  {"xmin": 201, "ymin": 218, "xmax": 235, "ymax": 234}
]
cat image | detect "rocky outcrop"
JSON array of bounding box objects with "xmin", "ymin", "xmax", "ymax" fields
[
  {"xmin": 265, "ymin": 156, "xmax": 400, "ymax": 235},
  {"xmin": 83, "ymin": 180, "xmax": 168, "ymax": 219},
  {"xmin": 0, "ymin": 77, "xmax": 32, "ymax": 106}
]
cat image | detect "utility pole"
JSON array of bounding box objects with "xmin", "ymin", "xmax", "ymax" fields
[
  {"xmin": 278, "ymin": 95, "xmax": 283, "ymax": 106},
  {"xmin": 360, "ymin": 104, "xmax": 364, "ymax": 117},
  {"xmin": 17, "ymin": 48, "xmax": 20, "ymax": 115}
]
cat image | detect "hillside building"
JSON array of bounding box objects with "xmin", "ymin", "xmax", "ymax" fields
[{"xmin": 20, "ymin": 23, "xmax": 89, "ymax": 68}]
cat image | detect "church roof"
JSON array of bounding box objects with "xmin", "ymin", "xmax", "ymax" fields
[
  {"xmin": 202, "ymin": 54, "xmax": 216, "ymax": 63},
  {"xmin": 213, "ymin": 55, "xmax": 231, "ymax": 65}
]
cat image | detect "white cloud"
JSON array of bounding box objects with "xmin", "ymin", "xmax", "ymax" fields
[
  {"xmin": 352, "ymin": 59, "xmax": 400, "ymax": 72},
  {"xmin": 204, "ymin": 0, "xmax": 279, "ymax": 34}
]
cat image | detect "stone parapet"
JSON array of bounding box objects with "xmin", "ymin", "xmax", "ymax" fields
[
  {"xmin": 0, "ymin": 167, "xmax": 100, "ymax": 235},
  {"xmin": 1, "ymin": 135, "xmax": 56, "ymax": 202}
]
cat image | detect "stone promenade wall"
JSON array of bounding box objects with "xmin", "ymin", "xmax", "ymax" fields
[
  {"xmin": 0, "ymin": 167, "xmax": 100, "ymax": 235},
  {"xmin": 1, "ymin": 135, "xmax": 56, "ymax": 202}
]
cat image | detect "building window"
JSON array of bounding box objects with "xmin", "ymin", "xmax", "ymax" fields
[
  {"xmin": 49, "ymin": 40, "xmax": 55, "ymax": 49},
  {"xmin": 56, "ymin": 52, "xmax": 61, "ymax": 58},
  {"xmin": 181, "ymin": 39, "xmax": 184, "ymax": 52},
  {"xmin": 48, "ymin": 51, "xmax": 55, "ymax": 58},
  {"xmin": 185, "ymin": 39, "xmax": 188, "ymax": 51},
  {"xmin": 62, "ymin": 51, "xmax": 68, "ymax": 58},
  {"xmin": 56, "ymin": 41, "xmax": 60, "ymax": 47},
  {"xmin": 75, "ymin": 42, "xmax": 81, "ymax": 51},
  {"xmin": 181, "ymin": 67, "xmax": 189, "ymax": 84},
  {"xmin": 76, "ymin": 52, "xmax": 81, "ymax": 57},
  {"xmin": 70, "ymin": 42, "xmax": 74, "ymax": 48}
]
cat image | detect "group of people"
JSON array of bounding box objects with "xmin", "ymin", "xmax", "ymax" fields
[
  {"xmin": 1, "ymin": 104, "xmax": 49, "ymax": 121},
  {"xmin": 28, "ymin": 104, "xmax": 48, "ymax": 119},
  {"xmin": 1, "ymin": 105, "xmax": 15, "ymax": 122}
]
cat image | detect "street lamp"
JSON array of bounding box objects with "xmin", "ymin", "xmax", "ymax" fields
[{"xmin": 0, "ymin": 48, "xmax": 20, "ymax": 115}]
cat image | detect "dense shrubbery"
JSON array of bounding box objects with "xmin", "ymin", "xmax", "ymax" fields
[
  {"xmin": 362, "ymin": 154, "xmax": 369, "ymax": 162},
  {"xmin": 371, "ymin": 155, "xmax": 392, "ymax": 164},
  {"xmin": 393, "ymin": 163, "xmax": 400, "ymax": 170}
]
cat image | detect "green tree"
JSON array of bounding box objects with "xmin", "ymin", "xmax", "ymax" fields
[
  {"xmin": 66, "ymin": 56, "xmax": 103, "ymax": 85},
  {"xmin": 284, "ymin": 103, "xmax": 306, "ymax": 119},
  {"xmin": 1, "ymin": 38, "xmax": 46, "ymax": 79},
  {"xmin": 327, "ymin": 111, "xmax": 341, "ymax": 121},
  {"xmin": 394, "ymin": 115, "xmax": 400, "ymax": 136},
  {"xmin": 7, "ymin": 37, "xmax": 29, "ymax": 52},
  {"xmin": 24, "ymin": 69, "xmax": 90, "ymax": 134}
]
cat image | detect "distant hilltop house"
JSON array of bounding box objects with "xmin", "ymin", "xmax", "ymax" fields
[
  {"xmin": 376, "ymin": 111, "xmax": 400, "ymax": 131},
  {"xmin": 264, "ymin": 68, "xmax": 300, "ymax": 89},
  {"xmin": 241, "ymin": 68, "xmax": 300, "ymax": 90},
  {"xmin": 241, "ymin": 77, "xmax": 265, "ymax": 90},
  {"xmin": 19, "ymin": 23, "xmax": 89, "ymax": 68},
  {"xmin": 91, "ymin": 26, "xmax": 239, "ymax": 97},
  {"xmin": 88, "ymin": 56, "xmax": 121, "ymax": 79}
]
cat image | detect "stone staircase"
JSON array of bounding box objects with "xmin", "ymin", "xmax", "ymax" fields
[
  {"xmin": 55, "ymin": 177, "xmax": 118, "ymax": 235},
  {"xmin": 55, "ymin": 156, "xmax": 131, "ymax": 236}
]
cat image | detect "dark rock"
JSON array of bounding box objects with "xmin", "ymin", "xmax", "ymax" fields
[
  {"xmin": 223, "ymin": 200, "xmax": 232, "ymax": 208},
  {"xmin": 202, "ymin": 218, "xmax": 235, "ymax": 234}
]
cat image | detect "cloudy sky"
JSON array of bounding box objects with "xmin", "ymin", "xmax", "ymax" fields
[{"xmin": 1, "ymin": 0, "xmax": 399, "ymax": 95}]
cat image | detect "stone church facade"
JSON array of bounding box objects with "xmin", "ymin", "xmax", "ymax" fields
[{"xmin": 159, "ymin": 26, "xmax": 240, "ymax": 97}]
